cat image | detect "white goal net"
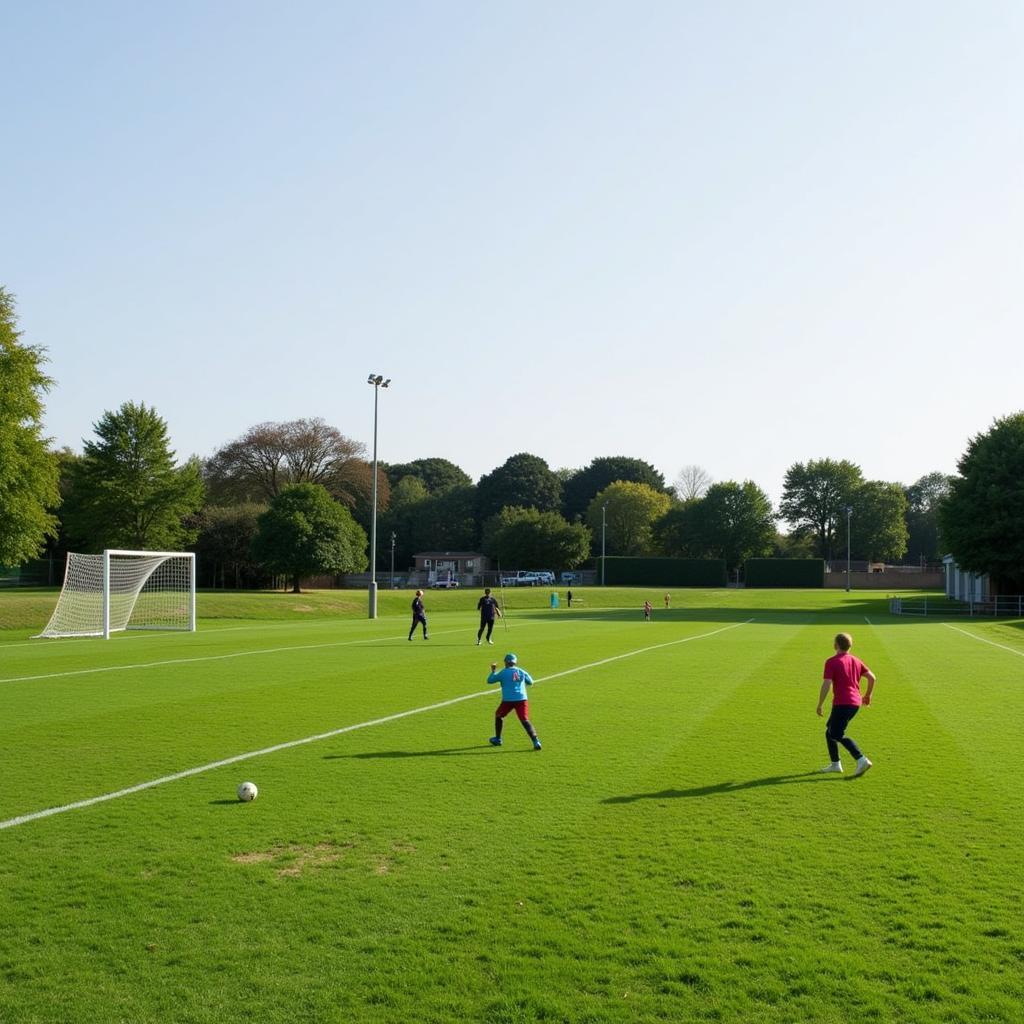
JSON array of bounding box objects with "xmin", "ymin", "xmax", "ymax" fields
[{"xmin": 36, "ymin": 550, "xmax": 196, "ymax": 639}]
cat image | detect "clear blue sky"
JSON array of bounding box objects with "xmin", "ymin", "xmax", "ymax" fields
[{"xmin": 4, "ymin": 1, "xmax": 1021, "ymax": 504}]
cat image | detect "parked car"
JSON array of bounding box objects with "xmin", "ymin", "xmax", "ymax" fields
[
  {"xmin": 530, "ymin": 570, "xmax": 555, "ymax": 584},
  {"xmin": 430, "ymin": 578, "xmax": 460, "ymax": 589},
  {"xmin": 500, "ymin": 571, "xmax": 542, "ymax": 587}
]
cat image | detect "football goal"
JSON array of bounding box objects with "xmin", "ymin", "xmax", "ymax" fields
[{"xmin": 36, "ymin": 550, "xmax": 196, "ymax": 639}]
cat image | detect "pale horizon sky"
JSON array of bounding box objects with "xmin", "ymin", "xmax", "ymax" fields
[{"xmin": 4, "ymin": 1, "xmax": 1022, "ymax": 505}]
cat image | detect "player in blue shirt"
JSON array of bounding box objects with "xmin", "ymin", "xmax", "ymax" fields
[{"xmin": 486, "ymin": 653, "xmax": 541, "ymax": 750}]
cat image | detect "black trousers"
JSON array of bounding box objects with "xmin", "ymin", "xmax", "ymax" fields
[
  {"xmin": 825, "ymin": 704, "xmax": 863, "ymax": 763},
  {"xmin": 477, "ymin": 617, "xmax": 495, "ymax": 640}
]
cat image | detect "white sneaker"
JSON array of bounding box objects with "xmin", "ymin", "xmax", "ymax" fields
[
  {"xmin": 855, "ymin": 757, "xmax": 873, "ymax": 777},
  {"xmin": 818, "ymin": 762, "xmax": 843, "ymax": 773},
  {"xmin": 487, "ymin": 640, "xmax": 494, "ymax": 645},
  {"xmin": 476, "ymin": 640, "xmax": 481, "ymax": 646}
]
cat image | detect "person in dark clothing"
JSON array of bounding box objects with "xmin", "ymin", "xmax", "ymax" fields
[
  {"xmin": 476, "ymin": 587, "xmax": 502, "ymax": 645},
  {"xmin": 408, "ymin": 590, "xmax": 428, "ymax": 640}
]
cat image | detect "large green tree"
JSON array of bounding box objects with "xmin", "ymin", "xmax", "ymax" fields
[
  {"xmin": 193, "ymin": 503, "xmax": 268, "ymax": 588},
  {"xmin": 849, "ymin": 481, "xmax": 908, "ymax": 563},
  {"xmin": 0, "ymin": 287, "xmax": 60, "ymax": 565},
  {"xmin": 779, "ymin": 458, "xmax": 864, "ymax": 560},
  {"xmin": 380, "ymin": 484, "xmax": 478, "ymax": 571},
  {"xmin": 383, "ymin": 458, "xmax": 471, "ymax": 493},
  {"xmin": 482, "ymin": 507, "xmax": 591, "ymax": 571},
  {"xmin": 939, "ymin": 412, "xmax": 1024, "ymax": 591},
  {"xmin": 64, "ymin": 402, "xmax": 204, "ymax": 551},
  {"xmin": 587, "ymin": 481, "xmax": 672, "ymax": 557},
  {"xmin": 562, "ymin": 456, "xmax": 667, "ymax": 522},
  {"xmin": 251, "ymin": 483, "xmax": 368, "ymax": 593},
  {"xmin": 904, "ymin": 471, "xmax": 953, "ymax": 563},
  {"xmin": 680, "ymin": 481, "xmax": 776, "ymax": 572},
  {"xmin": 476, "ymin": 453, "xmax": 562, "ymax": 524},
  {"xmin": 652, "ymin": 502, "xmax": 703, "ymax": 558}
]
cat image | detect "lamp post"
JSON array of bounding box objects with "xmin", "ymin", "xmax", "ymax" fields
[
  {"xmin": 367, "ymin": 373, "xmax": 390, "ymax": 618},
  {"xmin": 390, "ymin": 531, "xmax": 396, "ymax": 590},
  {"xmin": 601, "ymin": 502, "xmax": 608, "ymax": 586},
  {"xmin": 845, "ymin": 505, "xmax": 853, "ymax": 593}
]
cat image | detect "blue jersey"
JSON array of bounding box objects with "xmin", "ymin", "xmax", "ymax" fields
[{"xmin": 487, "ymin": 665, "xmax": 533, "ymax": 702}]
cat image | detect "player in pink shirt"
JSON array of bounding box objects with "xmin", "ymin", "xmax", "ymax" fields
[{"xmin": 816, "ymin": 632, "xmax": 876, "ymax": 776}]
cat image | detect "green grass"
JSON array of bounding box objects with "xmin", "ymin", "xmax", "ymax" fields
[{"xmin": 1, "ymin": 589, "xmax": 1022, "ymax": 1023}]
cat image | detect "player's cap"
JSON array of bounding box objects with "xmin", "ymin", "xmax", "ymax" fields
[{"xmin": 504, "ymin": 653, "xmax": 517, "ymax": 665}]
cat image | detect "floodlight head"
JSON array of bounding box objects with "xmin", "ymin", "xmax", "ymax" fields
[
  {"xmin": 382, "ymin": 378, "xmax": 391, "ymax": 388},
  {"xmin": 367, "ymin": 373, "xmax": 376, "ymax": 383}
]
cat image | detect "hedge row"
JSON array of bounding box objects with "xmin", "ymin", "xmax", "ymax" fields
[
  {"xmin": 744, "ymin": 559, "xmax": 825, "ymax": 588},
  {"xmin": 598, "ymin": 557, "xmax": 728, "ymax": 587}
]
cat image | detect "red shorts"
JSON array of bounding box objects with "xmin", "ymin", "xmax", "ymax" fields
[{"xmin": 496, "ymin": 700, "xmax": 529, "ymax": 721}]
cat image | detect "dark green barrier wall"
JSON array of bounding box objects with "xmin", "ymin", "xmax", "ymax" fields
[
  {"xmin": 744, "ymin": 559, "xmax": 825, "ymax": 588},
  {"xmin": 599, "ymin": 557, "xmax": 727, "ymax": 586}
]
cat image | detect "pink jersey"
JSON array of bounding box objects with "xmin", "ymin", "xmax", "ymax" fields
[{"xmin": 823, "ymin": 652, "xmax": 869, "ymax": 706}]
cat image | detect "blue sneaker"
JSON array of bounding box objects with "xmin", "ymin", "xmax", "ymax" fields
[
  {"xmin": 489, "ymin": 737, "xmax": 502, "ymax": 747},
  {"xmin": 533, "ymin": 738, "xmax": 542, "ymax": 751}
]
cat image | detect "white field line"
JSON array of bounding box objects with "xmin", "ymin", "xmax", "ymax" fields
[
  {"xmin": 0, "ymin": 619, "xmax": 346, "ymax": 650},
  {"xmin": 0, "ymin": 619, "xmax": 751, "ymax": 831},
  {"xmin": 942, "ymin": 622, "xmax": 1024, "ymax": 659},
  {"xmin": 0, "ymin": 627, "xmax": 469, "ymax": 684}
]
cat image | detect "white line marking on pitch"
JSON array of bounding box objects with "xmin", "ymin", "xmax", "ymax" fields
[
  {"xmin": 0, "ymin": 627, "xmax": 467, "ymax": 684},
  {"xmin": 0, "ymin": 620, "xmax": 751, "ymax": 831},
  {"xmin": 943, "ymin": 623, "xmax": 1024, "ymax": 659}
]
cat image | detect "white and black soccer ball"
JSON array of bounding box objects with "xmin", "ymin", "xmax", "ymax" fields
[{"xmin": 237, "ymin": 781, "xmax": 258, "ymax": 802}]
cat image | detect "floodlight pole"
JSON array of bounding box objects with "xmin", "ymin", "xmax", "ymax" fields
[
  {"xmin": 390, "ymin": 531, "xmax": 396, "ymax": 590},
  {"xmin": 367, "ymin": 373, "xmax": 391, "ymax": 618},
  {"xmin": 601, "ymin": 502, "xmax": 608, "ymax": 586},
  {"xmin": 845, "ymin": 505, "xmax": 853, "ymax": 593}
]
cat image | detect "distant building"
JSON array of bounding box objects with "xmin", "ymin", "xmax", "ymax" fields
[
  {"xmin": 413, "ymin": 551, "xmax": 490, "ymax": 584},
  {"xmin": 943, "ymin": 555, "xmax": 989, "ymax": 601}
]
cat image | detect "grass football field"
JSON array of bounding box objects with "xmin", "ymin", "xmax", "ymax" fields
[{"xmin": 1, "ymin": 587, "xmax": 1022, "ymax": 1024}]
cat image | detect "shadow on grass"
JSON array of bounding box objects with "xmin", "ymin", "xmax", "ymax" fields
[
  {"xmin": 324, "ymin": 746, "xmax": 532, "ymax": 759},
  {"xmin": 509, "ymin": 604, "xmax": 899, "ymax": 626},
  {"xmin": 603, "ymin": 771, "xmax": 845, "ymax": 802},
  {"xmin": 209, "ymin": 799, "xmax": 245, "ymax": 805}
]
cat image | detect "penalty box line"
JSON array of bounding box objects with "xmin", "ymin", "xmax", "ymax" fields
[
  {"xmin": 0, "ymin": 619, "xmax": 752, "ymax": 832},
  {"xmin": 942, "ymin": 622, "xmax": 1024, "ymax": 659},
  {"xmin": 0, "ymin": 628, "xmax": 471, "ymax": 685}
]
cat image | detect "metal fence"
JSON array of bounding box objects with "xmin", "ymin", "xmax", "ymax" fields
[{"xmin": 890, "ymin": 595, "xmax": 1024, "ymax": 618}]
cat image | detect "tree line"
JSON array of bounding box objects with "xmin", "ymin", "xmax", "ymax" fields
[{"xmin": 2, "ymin": 286, "xmax": 1021, "ymax": 591}]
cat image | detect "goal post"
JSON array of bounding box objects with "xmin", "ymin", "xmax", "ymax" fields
[{"xmin": 35, "ymin": 550, "xmax": 196, "ymax": 639}]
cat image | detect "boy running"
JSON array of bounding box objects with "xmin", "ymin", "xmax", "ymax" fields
[
  {"xmin": 817, "ymin": 632, "xmax": 875, "ymax": 776},
  {"xmin": 487, "ymin": 653, "xmax": 541, "ymax": 750},
  {"xmin": 476, "ymin": 587, "xmax": 502, "ymax": 645},
  {"xmin": 408, "ymin": 590, "xmax": 428, "ymax": 641}
]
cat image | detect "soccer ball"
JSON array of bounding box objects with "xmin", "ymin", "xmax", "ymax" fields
[{"xmin": 237, "ymin": 781, "xmax": 258, "ymax": 802}]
